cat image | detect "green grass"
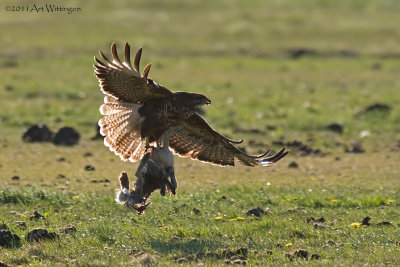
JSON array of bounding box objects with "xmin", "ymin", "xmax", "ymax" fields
[
  {"xmin": 1, "ymin": 185, "xmax": 400, "ymax": 265},
  {"xmin": 1, "ymin": 0, "xmax": 400, "ymax": 265}
]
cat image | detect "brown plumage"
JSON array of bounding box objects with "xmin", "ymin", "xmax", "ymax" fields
[{"xmin": 94, "ymin": 42, "xmax": 288, "ymax": 167}]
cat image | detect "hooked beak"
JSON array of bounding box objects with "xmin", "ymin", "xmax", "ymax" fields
[{"xmin": 205, "ymin": 98, "xmax": 211, "ymax": 105}]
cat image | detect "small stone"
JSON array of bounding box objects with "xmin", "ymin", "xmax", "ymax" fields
[
  {"xmin": 14, "ymin": 221, "xmax": 26, "ymax": 229},
  {"xmin": 294, "ymin": 249, "xmax": 308, "ymax": 259},
  {"xmin": 57, "ymin": 174, "xmax": 66, "ymax": 179},
  {"xmin": 345, "ymin": 142, "xmax": 365, "ymax": 153},
  {"xmin": 246, "ymin": 207, "xmax": 267, "ymax": 217},
  {"xmin": 326, "ymin": 123, "xmax": 343, "ymax": 134},
  {"xmin": 60, "ymin": 225, "xmax": 77, "ymax": 234},
  {"xmin": 134, "ymin": 253, "xmax": 157, "ymax": 265},
  {"xmin": 192, "ymin": 208, "xmax": 201, "ymax": 214},
  {"xmin": 176, "ymin": 258, "xmax": 188, "ymax": 264},
  {"xmin": 311, "ymin": 254, "xmax": 320, "ymax": 260},
  {"xmin": 288, "ymin": 161, "xmax": 299, "ymax": 168},
  {"xmin": 363, "ymin": 103, "xmax": 391, "ymax": 113},
  {"xmin": 285, "ymin": 253, "xmax": 294, "ymax": 261},
  {"xmin": 85, "ymin": 165, "xmax": 95, "ymax": 171},
  {"xmin": 361, "ymin": 216, "xmax": 371, "ymax": 226},
  {"xmin": 11, "ymin": 176, "xmax": 20, "ymax": 181},
  {"xmin": 30, "ymin": 210, "xmax": 45, "ymax": 220},
  {"xmin": 377, "ymin": 221, "xmax": 392, "ymax": 226}
]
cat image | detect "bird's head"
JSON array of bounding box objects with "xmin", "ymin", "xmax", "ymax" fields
[{"xmin": 173, "ymin": 92, "xmax": 211, "ymax": 109}]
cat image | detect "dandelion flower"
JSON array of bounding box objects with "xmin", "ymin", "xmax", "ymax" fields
[
  {"xmin": 214, "ymin": 216, "xmax": 223, "ymax": 220},
  {"xmin": 72, "ymin": 195, "xmax": 80, "ymax": 199},
  {"xmin": 229, "ymin": 217, "xmax": 245, "ymax": 222},
  {"xmin": 285, "ymin": 242, "xmax": 293, "ymax": 247},
  {"xmin": 351, "ymin": 222, "xmax": 361, "ymax": 228},
  {"xmin": 387, "ymin": 199, "xmax": 394, "ymax": 204},
  {"xmin": 331, "ymin": 199, "xmax": 338, "ymax": 203}
]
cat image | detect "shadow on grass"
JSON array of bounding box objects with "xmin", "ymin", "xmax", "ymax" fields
[{"xmin": 150, "ymin": 237, "xmax": 220, "ymax": 255}]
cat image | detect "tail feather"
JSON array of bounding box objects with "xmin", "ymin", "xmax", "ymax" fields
[{"xmin": 98, "ymin": 96, "xmax": 146, "ymax": 162}]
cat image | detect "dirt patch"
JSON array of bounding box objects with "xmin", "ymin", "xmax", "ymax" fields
[
  {"xmin": 345, "ymin": 142, "xmax": 365, "ymax": 153},
  {"xmin": 0, "ymin": 229, "xmax": 21, "ymax": 248},
  {"xmin": 14, "ymin": 221, "xmax": 26, "ymax": 229},
  {"xmin": 246, "ymin": 207, "xmax": 269, "ymax": 217},
  {"xmin": 288, "ymin": 48, "xmax": 318, "ymax": 59},
  {"xmin": 84, "ymin": 165, "xmax": 95, "ymax": 171},
  {"xmin": 311, "ymin": 254, "xmax": 321, "ymax": 260},
  {"xmin": 326, "ymin": 123, "xmax": 343, "ymax": 134},
  {"xmin": 91, "ymin": 178, "xmax": 110, "ymax": 183},
  {"xmin": 288, "ymin": 48, "xmax": 359, "ymax": 59},
  {"xmin": 234, "ymin": 127, "xmax": 263, "ymax": 134},
  {"xmin": 356, "ymin": 102, "xmax": 392, "ymax": 117},
  {"xmin": 53, "ymin": 127, "xmax": 80, "ymax": 146},
  {"xmin": 288, "ymin": 161, "xmax": 299, "ymax": 168},
  {"xmin": 306, "ymin": 217, "xmax": 325, "ymax": 224},
  {"xmin": 22, "ymin": 124, "xmax": 53, "ymax": 142},
  {"xmin": 278, "ymin": 140, "xmax": 324, "ymax": 156},
  {"xmin": 197, "ymin": 247, "xmax": 248, "ymax": 264},
  {"xmin": 60, "ymin": 225, "xmax": 77, "ymax": 234},
  {"xmin": 294, "ymin": 249, "xmax": 308, "ymax": 260},
  {"xmin": 363, "ymin": 103, "xmax": 391, "ymax": 113},
  {"xmin": 377, "ymin": 221, "xmax": 393, "ymax": 226},
  {"xmin": 26, "ymin": 228, "xmax": 58, "ymax": 243},
  {"xmin": 30, "ymin": 210, "xmax": 45, "ymax": 220},
  {"xmin": 192, "ymin": 208, "xmax": 201, "ymax": 214},
  {"xmin": 132, "ymin": 252, "xmax": 157, "ymax": 265},
  {"xmin": 362, "ymin": 216, "xmax": 371, "ymax": 226}
]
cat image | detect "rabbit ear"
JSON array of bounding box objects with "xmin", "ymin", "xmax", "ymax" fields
[{"xmin": 118, "ymin": 171, "xmax": 130, "ymax": 190}]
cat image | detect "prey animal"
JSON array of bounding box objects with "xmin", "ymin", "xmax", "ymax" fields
[{"xmin": 115, "ymin": 127, "xmax": 180, "ymax": 213}]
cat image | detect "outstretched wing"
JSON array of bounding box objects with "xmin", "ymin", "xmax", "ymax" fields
[
  {"xmin": 94, "ymin": 42, "xmax": 172, "ymax": 103},
  {"xmin": 98, "ymin": 96, "xmax": 147, "ymax": 162},
  {"xmin": 169, "ymin": 114, "xmax": 288, "ymax": 167}
]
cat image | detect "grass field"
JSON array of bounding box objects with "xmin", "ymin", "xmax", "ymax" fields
[{"xmin": 1, "ymin": 0, "xmax": 400, "ymax": 265}]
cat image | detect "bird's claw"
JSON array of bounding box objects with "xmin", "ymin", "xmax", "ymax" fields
[{"xmin": 160, "ymin": 176, "xmax": 176, "ymax": 196}]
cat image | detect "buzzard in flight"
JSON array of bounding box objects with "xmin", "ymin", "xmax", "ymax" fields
[{"xmin": 94, "ymin": 43, "xmax": 287, "ymax": 167}]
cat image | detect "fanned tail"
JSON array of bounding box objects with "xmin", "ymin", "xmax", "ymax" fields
[{"xmin": 98, "ymin": 96, "xmax": 146, "ymax": 162}]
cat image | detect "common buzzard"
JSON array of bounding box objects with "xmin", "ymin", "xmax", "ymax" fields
[{"xmin": 94, "ymin": 43, "xmax": 288, "ymax": 167}]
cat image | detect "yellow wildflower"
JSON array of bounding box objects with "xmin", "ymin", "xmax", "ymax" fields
[
  {"xmin": 72, "ymin": 195, "xmax": 80, "ymax": 199},
  {"xmin": 387, "ymin": 199, "xmax": 394, "ymax": 204},
  {"xmin": 214, "ymin": 216, "xmax": 223, "ymax": 220},
  {"xmin": 285, "ymin": 242, "xmax": 293, "ymax": 247},
  {"xmin": 351, "ymin": 222, "xmax": 361, "ymax": 228},
  {"xmin": 331, "ymin": 199, "xmax": 338, "ymax": 203}
]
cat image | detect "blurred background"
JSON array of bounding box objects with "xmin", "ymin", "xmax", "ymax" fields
[{"xmin": 1, "ymin": 0, "xmax": 400, "ymax": 188}]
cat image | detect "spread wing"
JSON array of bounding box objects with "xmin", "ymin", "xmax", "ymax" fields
[
  {"xmin": 169, "ymin": 114, "xmax": 288, "ymax": 167},
  {"xmin": 94, "ymin": 42, "xmax": 172, "ymax": 103}
]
